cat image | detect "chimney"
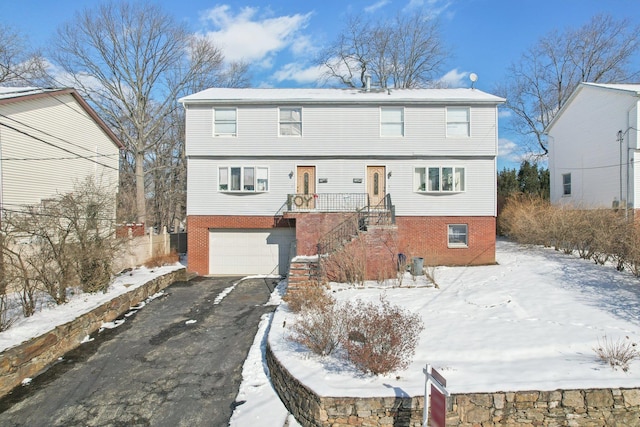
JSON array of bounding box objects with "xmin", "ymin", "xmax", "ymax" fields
[{"xmin": 365, "ymin": 74, "xmax": 371, "ymax": 92}]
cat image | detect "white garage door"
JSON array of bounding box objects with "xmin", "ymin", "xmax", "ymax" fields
[{"xmin": 209, "ymin": 228, "xmax": 296, "ymax": 275}]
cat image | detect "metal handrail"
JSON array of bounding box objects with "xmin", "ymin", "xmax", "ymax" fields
[{"xmin": 284, "ymin": 193, "xmax": 369, "ymax": 212}]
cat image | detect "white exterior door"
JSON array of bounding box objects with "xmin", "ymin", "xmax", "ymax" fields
[{"xmin": 209, "ymin": 228, "xmax": 296, "ymax": 275}]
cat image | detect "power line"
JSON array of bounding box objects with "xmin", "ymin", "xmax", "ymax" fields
[{"xmin": 0, "ymin": 120, "xmax": 118, "ymax": 171}]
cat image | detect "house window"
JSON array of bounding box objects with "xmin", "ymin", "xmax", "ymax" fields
[
  {"xmin": 447, "ymin": 107, "xmax": 470, "ymax": 137},
  {"xmin": 414, "ymin": 166, "xmax": 465, "ymax": 192},
  {"xmin": 381, "ymin": 107, "xmax": 404, "ymax": 136},
  {"xmin": 214, "ymin": 108, "xmax": 237, "ymax": 136},
  {"xmin": 218, "ymin": 166, "xmax": 268, "ymax": 192},
  {"xmin": 562, "ymin": 173, "xmax": 571, "ymax": 196},
  {"xmin": 448, "ymin": 224, "xmax": 468, "ymax": 247},
  {"xmin": 279, "ymin": 107, "xmax": 302, "ymax": 136}
]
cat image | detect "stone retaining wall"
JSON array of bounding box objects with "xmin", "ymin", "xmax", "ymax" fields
[
  {"xmin": 0, "ymin": 268, "xmax": 186, "ymax": 398},
  {"xmin": 267, "ymin": 343, "xmax": 640, "ymax": 426}
]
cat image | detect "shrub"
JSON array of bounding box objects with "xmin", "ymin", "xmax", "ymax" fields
[
  {"xmin": 282, "ymin": 281, "xmax": 332, "ymax": 313},
  {"xmin": 594, "ymin": 335, "xmax": 639, "ymax": 372},
  {"xmin": 342, "ymin": 296, "xmax": 424, "ymax": 375},
  {"xmin": 287, "ymin": 289, "xmax": 346, "ymax": 356},
  {"xmin": 320, "ymin": 241, "xmax": 365, "ymax": 286}
]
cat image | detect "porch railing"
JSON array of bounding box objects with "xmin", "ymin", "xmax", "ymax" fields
[
  {"xmin": 316, "ymin": 208, "xmax": 368, "ymax": 255},
  {"xmin": 284, "ymin": 193, "xmax": 369, "ymax": 212}
]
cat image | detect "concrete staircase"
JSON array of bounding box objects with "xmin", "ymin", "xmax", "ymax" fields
[{"xmin": 286, "ymin": 257, "xmax": 320, "ymax": 291}]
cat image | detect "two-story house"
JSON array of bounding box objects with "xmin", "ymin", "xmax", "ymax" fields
[
  {"xmin": 546, "ymin": 82, "xmax": 640, "ymax": 212},
  {"xmin": 0, "ymin": 87, "xmax": 122, "ymax": 213},
  {"xmin": 180, "ymin": 87, "xmax": 504, "ymax": 276}
]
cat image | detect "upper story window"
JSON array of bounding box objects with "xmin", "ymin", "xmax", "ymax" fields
[
  {"xmin": 381, "ymin": 107, "xmax": 404, "ymax": 137},
  {"xmin": 414, "ymin": 166, "xmax": 465, "ymax": 192},
  {"xmin": 213, "ymin": 108, "xmax": 237, "ymax": 137},
  {"xmin": 562, "ymin": 173, "xmax": 571, "ymax": 196},
  {"xmin": 447, "ymin": 107, "xmax": 470, "ymax": 137},
  {"xmin": 279, "ymin": 107, "xmax": 302, "ymax": 136},
  {"xmin": 219, "ymin": 166, "xmax": 269, "ymax": 192}
]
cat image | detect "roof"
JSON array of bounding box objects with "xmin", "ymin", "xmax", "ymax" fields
[
  {"xmin": 0, "ymin": 86, "xmax": 125, "ymax": 149},
  {"xmin": 179, "ymin": 87, "xmax": 505, "ymax": 105},
  {"xmin": 545, "ymin": 82, "xmax": 640, "ymax": 133}
]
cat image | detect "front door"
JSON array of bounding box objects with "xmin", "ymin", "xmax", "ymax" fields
[
  {"xmin": 367, "ymin": 166, "xmax": 386, "ymax": 207},
  {"xmin": 296, "ymin": 166, "xmax": 316, "ymax": 209}
]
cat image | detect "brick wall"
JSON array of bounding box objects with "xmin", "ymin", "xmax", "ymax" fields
[
  {"xmin": 188, "ymin": 214, "xmax": 496, "ymax": 276},
  {"xmin": 396, "ymin": 216, "xmax": 496, "ymax": 266},
  {"xmin": 186, "ymin": 215, "xmax": 293, "ymax": 275}
]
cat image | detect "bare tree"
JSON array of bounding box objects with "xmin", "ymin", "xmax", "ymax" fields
[
  {"xmin": 0, "ymin": 24, "xmax": 48, "ymax": 86},
  {"xmin": 49, "ymin": 1, "xmax": 247, "ymax": 226},
  {"xmin": 498, "ymin": 14, "xmax": 640, "ymax": 156},
  {"xmin": 317, "ymin": 11, "xmax": 449, "ymax": 89}
]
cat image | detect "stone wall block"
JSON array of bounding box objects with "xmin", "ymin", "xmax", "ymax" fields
[{"xmin": 585, "ymin": 389, "xmax": 614, "ymax": 408}]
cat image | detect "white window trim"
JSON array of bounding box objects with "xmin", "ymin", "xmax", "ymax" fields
[
  {"xmin": 562, "ymin": 173, "xmax": 571, "ymax": 196},
  {"xmin": 448, "ymin": 224, "xmax": 468, "ymax": 248},
  {"xmin": 446, "ymin": 106, "xmax": 470, "ymax": 138},
  {"xmin": 213, "ymin": 107, "xmax": 237, "ymax": 137},
  {"xmin": 218, "ymin": 166, "xmax": 269, "ymax": 193},
  {"xmin": 279, "ymin": 107, "xmax": 303, "ymax": 137},
  {"xmin": 380, "ymin": 107, "xmax": 404, "ymax": 137},
  {"xmin": 413, "ymin": 166, "xmax": 466, "ymax": 193}
]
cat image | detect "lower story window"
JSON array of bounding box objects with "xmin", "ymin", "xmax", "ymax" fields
[
  {"xmin": 219, "ymin": 166, "xmax": 268, "ymax": 192},
  {"xmin": 414, "ymin": 166, "xmax": 465, "ymax": 192},
  {"xmin": 448, "ymin": 224, "xmax": 468, "ymax": 247}
]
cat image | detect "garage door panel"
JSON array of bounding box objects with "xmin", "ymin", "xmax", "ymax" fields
[{"xmin": 209, "ymin": 228, "xmax": 295, "ymax": 275}]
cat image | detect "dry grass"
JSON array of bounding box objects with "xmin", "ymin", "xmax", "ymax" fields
[
  {"xmin": 144, "ymin": 250, "xmax": 180, "ymax": 268},
  {"xmin": 593, "ymin": 335, "xmax": 639, "ymax": 372}
]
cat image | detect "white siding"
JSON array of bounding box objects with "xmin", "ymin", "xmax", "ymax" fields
[
  {"xmin": 187, "ymin": 157, "xmax": 495, "ymax": 217},
  {"xmin": 548, "ymin": 87, "xmax": 638, "ymax": 208},
  {"xmin": 0, "ymin": 94, "xmax": 119, "ymax": 208},
  {"xmin": 185, "ymin": 104, "xmax": 498, "ymax": 158}
]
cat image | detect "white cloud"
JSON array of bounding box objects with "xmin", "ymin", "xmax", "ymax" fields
[
  {"xmin": 498, "ymin": 138, "xmax": 525, "ymax": 164},
  {"xmin": 437, "ymin": 68, "xmax": 469, "ymax": 88},
  {"xmin": 200, "ymin": 5, "xmax": 312, "ymax": 65},
  {"xmin": 404, "ymin": 0, "xmax": 453, "ymax": 17},
  {"xmin": 364, "ymin": 0, "xmax": 391, "ymax": 13},
  {"xmin": 498, "ymin": 108, "xmax": 512, "ymax": 119},
  {"xmin": 272, "ymin": 62, "xmax": 326, "ymax": 85}
]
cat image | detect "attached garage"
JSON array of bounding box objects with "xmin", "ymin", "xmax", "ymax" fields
[{"xmin": 208, "ymin": 228, "xmax": 296, "ymax": 276}]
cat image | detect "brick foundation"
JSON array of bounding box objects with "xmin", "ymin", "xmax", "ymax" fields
[
  {"xmin": 186, "ymin": 215, "xmax": 294, "ymax": 275},
  {"xmin": 187, "ymin": 214, "xmax": 496, "ymax": 276},
  {"xmin": 396, "ymin": 216, "xmax": 496, "ymax": 266}
]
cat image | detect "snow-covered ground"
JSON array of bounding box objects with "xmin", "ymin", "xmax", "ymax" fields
[
  {"xmin": 2, "ymin": 240, "xmax": 639, "ymax": 427},
  {"xmin": 230, "ymin": 239, "xmax": 640, "ymax": 426},
  {"xmin": 0, "ymin": 263, "xmax": 185, "ymax": 353}
]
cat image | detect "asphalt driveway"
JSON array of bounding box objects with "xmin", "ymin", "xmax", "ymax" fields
[{"xmin": 0, "ymin": 275, "xmax": 279, "ymax": 427}]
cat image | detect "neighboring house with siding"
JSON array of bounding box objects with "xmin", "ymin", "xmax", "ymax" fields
[
  {"xmin": 180, "ymin": 87, "xmax": 504, "ymax": 277},
  {"xmin": 0, "ymin": 87, "xmax": 122, "ymax": 213},
  {"xmin": 546, "ymin": 83, "xmax": 640, "ymax": 211}
]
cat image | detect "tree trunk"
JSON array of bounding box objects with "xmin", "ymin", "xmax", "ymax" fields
[{"xmin": 135, "ymin": 150, "xmax": 146, "ymax": 225}]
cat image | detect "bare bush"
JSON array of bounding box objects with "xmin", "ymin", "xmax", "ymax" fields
[
  {"xmin": 499, "ymin": 194, "xmax": 553, "ymax": 246},
  {"xmin": 320, "ymin": 241, "xmax": 365, "ymax": 286},
  {"xmin": 342, "ymin": 296, "xmax": 424, "ymax": 375},
  {"xmin": 0, "ymin": 177, "xmax": 122, "ymax": 307},
  {"xmin": 283, "ymin": 281, "xmax": 333, "ymax": 314},
  {"xmin": 287, "ymin": 289, "xmax": 346, "ymax": 356},
  {"xmin": 594, "ymin": 335, "xmax": 639, "ymax": 372}
]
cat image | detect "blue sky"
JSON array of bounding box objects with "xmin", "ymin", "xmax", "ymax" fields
[{"xmin": 2, "ymin": 0, "xmax": 640, "ymax": 169}]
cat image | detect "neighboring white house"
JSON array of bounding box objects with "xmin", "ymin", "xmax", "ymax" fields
[
  {"xmin": 0, "ymin": 87, "xmax": 122, "ymax": 212},
  {"xmin": 546, "ymin": 82, "xmax": 640, "ymax": 210},
  {"xmin": 180, "ymin": 87, "xmax": 504, "ymax": 276}
]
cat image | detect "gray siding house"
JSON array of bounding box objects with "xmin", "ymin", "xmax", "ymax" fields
[{"xmin": 181, "ymin": 87, "xmax": 504, "ymax": 276}]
